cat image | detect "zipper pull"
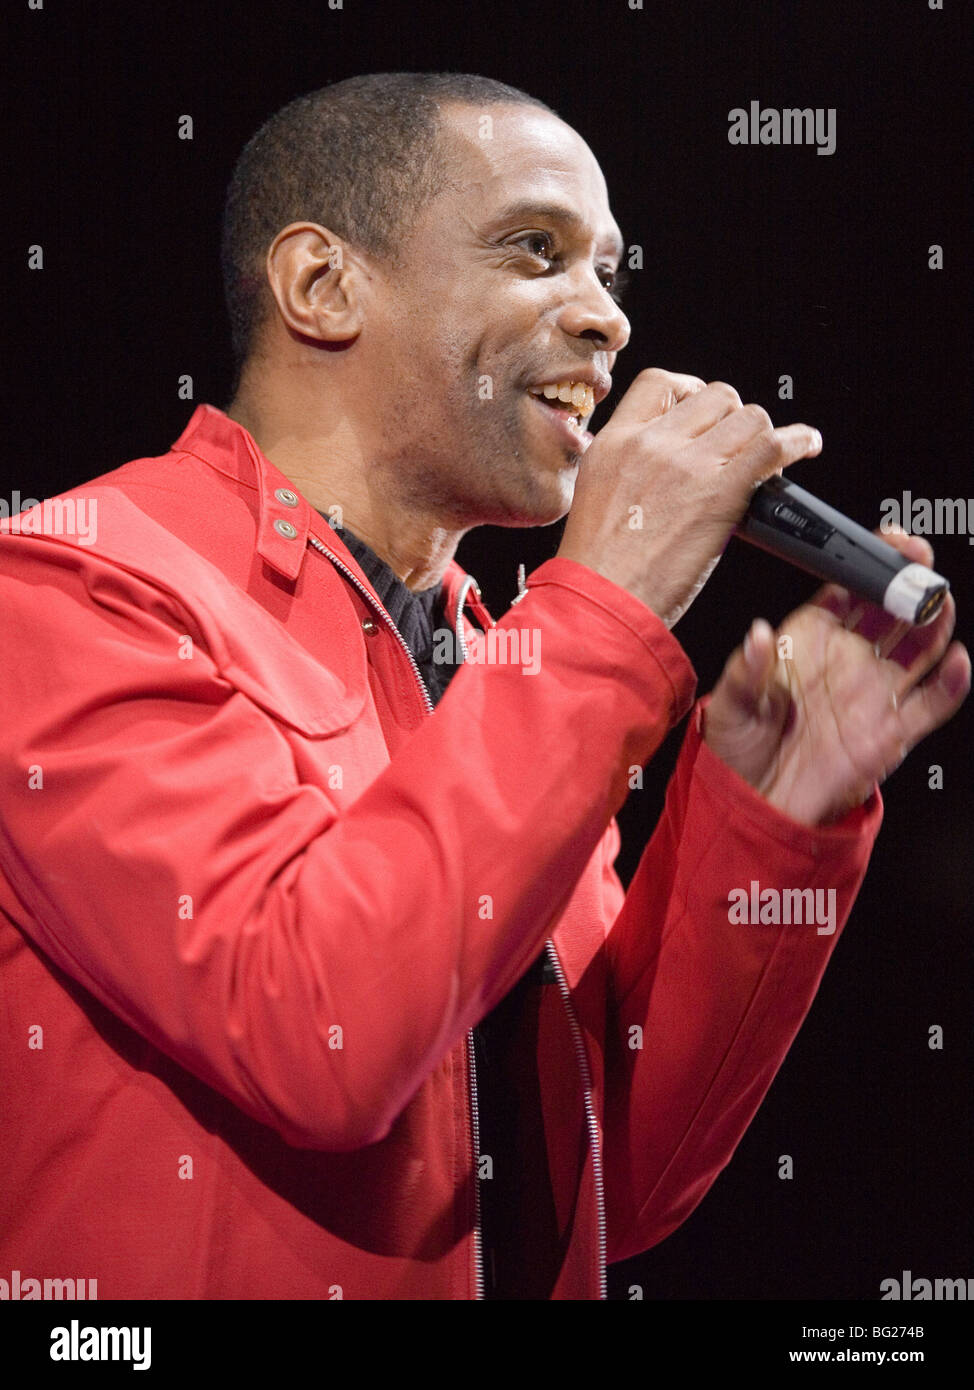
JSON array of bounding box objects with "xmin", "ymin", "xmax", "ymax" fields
[{"xmin": 510, "ymin": 563, "xmax": 528, "ymax": 606}]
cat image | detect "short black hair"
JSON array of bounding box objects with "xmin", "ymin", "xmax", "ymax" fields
[{"xmin": 220, "ymin": 72, "xmax": 555, "ymax": 373}]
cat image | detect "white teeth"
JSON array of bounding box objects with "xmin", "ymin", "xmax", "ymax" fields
[
  {"xmin": 557, "ymin": 383, "xmax": 574, "ymax": 403},
  {"xmin": 542, "ymin": 384, "xmax": 560, "ymax": 400},
  {"xmin": 571, "ymin": 383, "xmax": 587, "ymax": 409}
]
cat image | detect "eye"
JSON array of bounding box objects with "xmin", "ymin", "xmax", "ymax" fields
[
  {"xmin": 598, "ymin": 265, "xmax": 629, "ymax": 305},
  {"xmin": 512, "ymin": 231, "xmax": 555, "ymax": 262}
]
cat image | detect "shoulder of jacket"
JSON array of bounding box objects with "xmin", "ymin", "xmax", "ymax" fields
[{"xmin": 0, "ymin": 479, "xmax": 366, "ymax": 736}]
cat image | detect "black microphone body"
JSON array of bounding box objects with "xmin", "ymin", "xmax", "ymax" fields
[{"xmin": 736, "ymin": 474, "xmax": 949, "ymax": 626}]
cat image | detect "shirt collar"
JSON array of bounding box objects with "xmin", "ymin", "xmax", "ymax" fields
[
  {"xmin": 171, "ymin": 403, "xmax": 493, "ymax": 631},
  {"xmin": 330, "ymin": 523, "xmax": 444, "ymax": 650}
]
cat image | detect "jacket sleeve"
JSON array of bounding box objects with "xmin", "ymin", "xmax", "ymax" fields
[
  {"xmin": 0, "ymin": 539, "xmax": 696, "ymax": 1152},
  {"xmin": 602, "ymin": 696, "xmax": 883, "ymax": 1263}
]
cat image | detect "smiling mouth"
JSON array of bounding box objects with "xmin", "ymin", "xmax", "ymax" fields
[{"xmin": 528, "ymin": 380, "xmax": 596, "ymax": 423}]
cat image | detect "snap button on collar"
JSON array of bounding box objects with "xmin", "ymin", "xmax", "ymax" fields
[{"xmin": 274, "ymin": 519, "xmax": 298, "ymax": 540}]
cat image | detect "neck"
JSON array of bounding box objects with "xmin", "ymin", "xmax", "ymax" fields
[{"xmin": 226, "ymin": 369, "xmax": 465, "ymax": 592}]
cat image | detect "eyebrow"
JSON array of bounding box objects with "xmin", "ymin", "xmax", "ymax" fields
[{"xmin": 486, "ymin": 199, "xmax": 625, "ymax": 262}]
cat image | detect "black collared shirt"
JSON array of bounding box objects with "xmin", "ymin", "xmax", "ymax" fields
[{"xmin": 331, "ymin": 524, "xmax": 460, "ymax": 706}]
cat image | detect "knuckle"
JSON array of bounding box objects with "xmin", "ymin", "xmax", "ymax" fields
[
  {"xmin": 706, "ymin": 380, "xmax": 743, "ymax": 408},
  {"xmin": 640, "ymin": 367, "xmax": 704, "ymax": 392},
  {"xmin": 741, "ymin": 402, "xmax": 773, "ymax": 431}
]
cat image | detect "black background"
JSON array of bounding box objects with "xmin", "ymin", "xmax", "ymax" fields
[{"xmin": 8, "ymin": 0, "xmax": 972, "ymax": 1304}]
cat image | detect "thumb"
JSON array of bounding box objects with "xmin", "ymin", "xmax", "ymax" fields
[
  {"xmin": 719, "ymin": 617, "xmax": 778, "ymax": 714},
  {"xmin": 705, "ymin": 618, "xmax": 791, "ymax": 779}
]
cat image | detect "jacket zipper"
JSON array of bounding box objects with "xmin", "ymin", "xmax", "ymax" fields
[
  {"xmin": 544, "ymin": 941, "xmax": 608, "ymax": 1300},
  {"xmin": 308, "ymin": 534, "xmax": 485, "ymax": 1300},
  {"xmin": 455, "ymin": 572, "xmax": 607, "ymax": 1300},
  {"xmin": 309, "ymin": 535, "xmax": 606, "ymax": 1301},
  {"xmin": 452, "ymin": 575, "xmax": 485, "ymax": 1301},
  {"xmin": 308, "ymin": 533, "xmax": 437, "ymax": 717}
]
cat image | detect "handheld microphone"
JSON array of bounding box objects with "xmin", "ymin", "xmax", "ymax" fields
[{"xmin": 736, "ymin": 474, "xmax": 949, "ymax": 626}]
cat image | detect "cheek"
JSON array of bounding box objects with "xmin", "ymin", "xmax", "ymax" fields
[
  {"xmin": 378, "ymin": 292, "xmax": 509, "ymax": 426},
  {"xmin": 423, "ymin": 334, "xmax": 493, "ymax": 418}
]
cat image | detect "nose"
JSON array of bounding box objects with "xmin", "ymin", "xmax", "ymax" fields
[{"xmin": 556, "ymin": 265, "xmax": 631, "ymax": 358}]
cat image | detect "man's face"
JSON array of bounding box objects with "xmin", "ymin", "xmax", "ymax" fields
[{"xmin": 360, "ymin": 102, "xmax": 630, "ymax": 528}]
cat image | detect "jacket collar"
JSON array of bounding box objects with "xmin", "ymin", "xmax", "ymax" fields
[{"xmin": 172, "ymin": 404, "xmax": 495, "ymax": 633}]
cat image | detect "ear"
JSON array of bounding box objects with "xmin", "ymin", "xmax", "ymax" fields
[{"xmin": 265, "ymin": 223, "xmax": 365, "ymax": 344}]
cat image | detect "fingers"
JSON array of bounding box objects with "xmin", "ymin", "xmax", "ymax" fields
[
  {"xmin": 811, "ymin": 528, "xmax": 946, "ymax": 673},
  {"xmin": 817, "ymin": 559, "xmax": 961, "ymax": 723},
  {"xmin": 648, "ymin": 380, "xmax": 744, "ymax": 441},
  {"xmin": 608, "ymin": 372, "xmax": 824, "ymax": 492},
  {"xmin": 731, "ymin": 617, "xmax": 776, "ymax": 703},
  {"xmin": 639, "ymin": 384, "xmax": 823, "ymax": 483},
  {"xmin": 817, "ymin": 576, "xmax": 957, "ymax": 709},
  {"xmin": 608, "ymin": 367, "xmax": 708, "ymax": 428},
  {"xmin": 695, "ymin": 407, "xmax": 823, "ymax": 481},
  {"xmin": 812, "ymin": 527, "xmax": 936, "ymax": 625},
  {"xmin": 881, "ymin": 592, "xmax": 958, "ymax": 703},
  {"xmin": 716, "ymin": 616, "xmax": 788, "ymax": 717},
  {"xmin": 876, "ymin": 527, "xmax": 935, "ymax": 566},
  {"xmin": 896, "ymin": 640, "xmax": 971, "ymax": 749},
  {"xmin": 874, "ymin": 617, "xmax": 912, "ymax": 662}
]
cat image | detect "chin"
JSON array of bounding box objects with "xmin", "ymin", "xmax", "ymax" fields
[{"xmin": 487, "ymin": 467, "xmax": 578, "ymax": 529}]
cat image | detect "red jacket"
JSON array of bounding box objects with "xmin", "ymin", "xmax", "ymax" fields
[{"xmin": 0, "ymin": 404, "xmax": 882, "ymax": 1299}]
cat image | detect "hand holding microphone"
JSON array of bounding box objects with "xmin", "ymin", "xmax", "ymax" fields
[
  {"xmin": 557, "ymin": 367, "xmax": 825, "ymax": 626},
  {"xmin": 555, "ymin": 366, "xmax": 967, "ymax": 826},
  {"xmin": 557, "ymin": 367, "xmax": 949, "ymax": 626}
]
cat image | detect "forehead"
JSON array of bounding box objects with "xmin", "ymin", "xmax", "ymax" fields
[{"xmin": 433, "ymin": 102, "xmax": 623, "ymax": 254}]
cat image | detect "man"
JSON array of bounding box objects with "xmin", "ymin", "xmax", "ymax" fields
[{"xmin": 0, "ymin": 73, "xmax": 967, "ymax": 1301}]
